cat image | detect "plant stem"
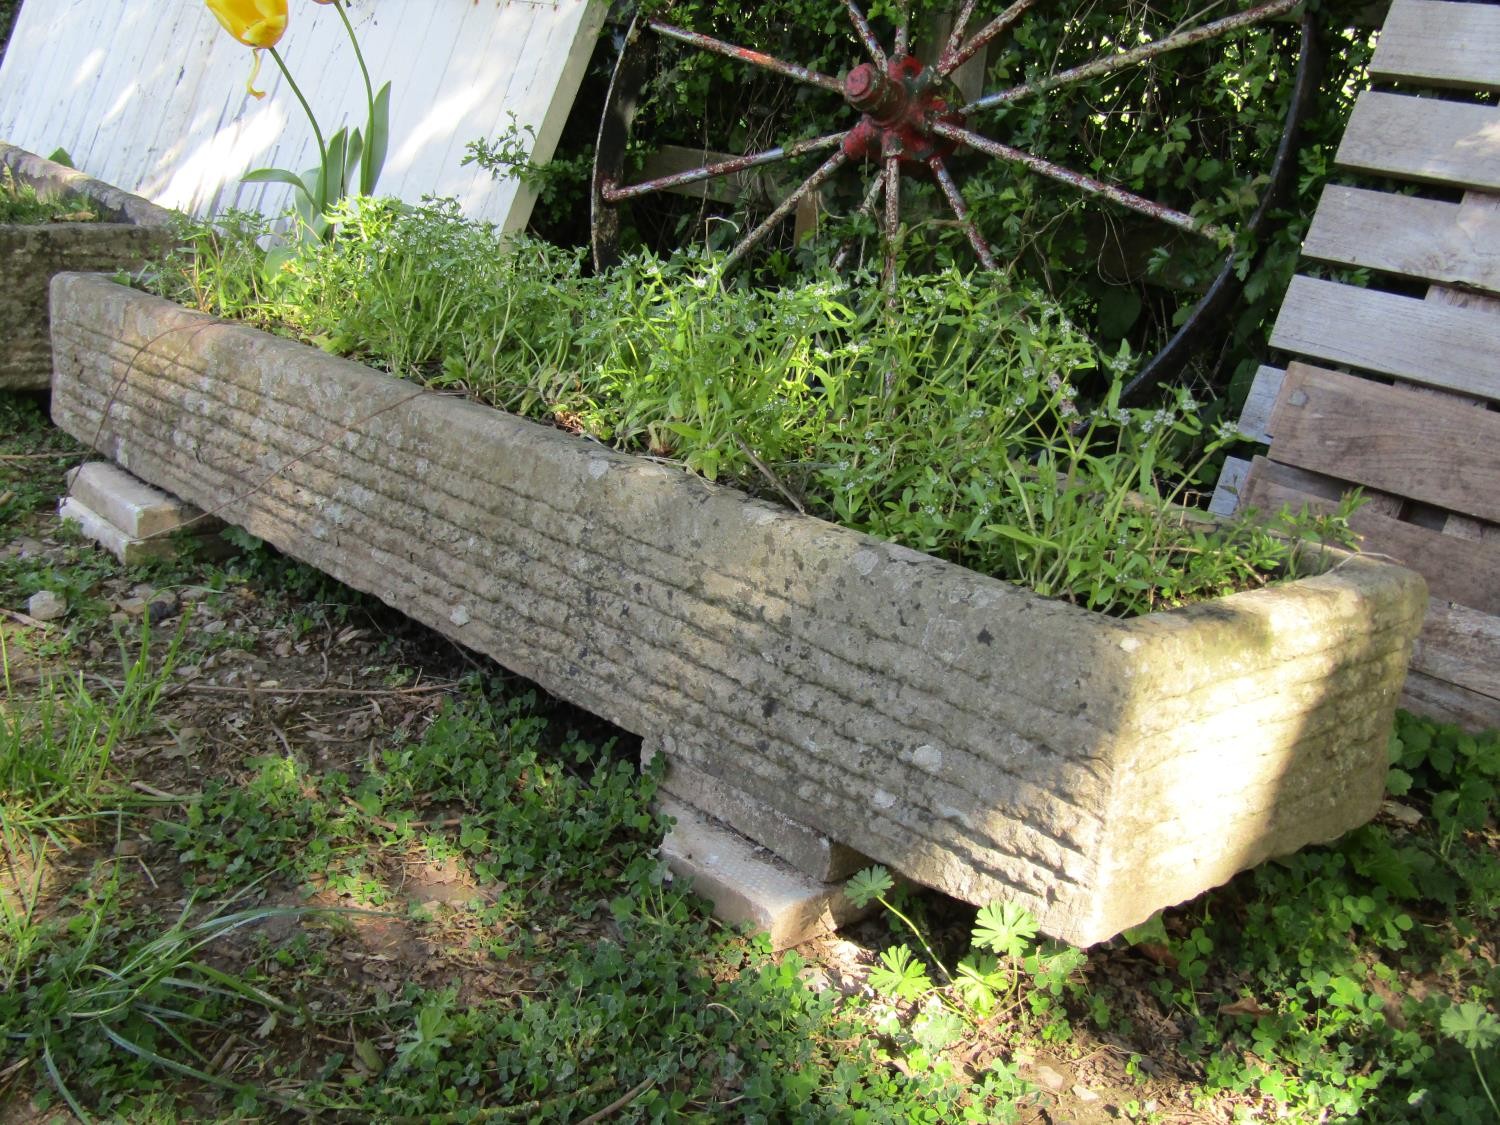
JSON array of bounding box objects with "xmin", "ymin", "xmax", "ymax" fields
[
  {"xmin": 331, "ymin": 0, "xmax": 378, "ymax": 195},
  {"xmin": 878, "ymin": 893, "xmax": 954, "ymax": 986},
  {"xmin": 268, "ymin": 48, "xmax": 328, "ymax": 212},
  {"xmin": 1474, "ymin": 1051, "xmax": 1498, "ymax": 1121}
]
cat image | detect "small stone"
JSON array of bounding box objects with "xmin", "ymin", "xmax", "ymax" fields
[
  {"xmin": 144, "ymin": 596, "xmax": 179, "ymax": 624},
  {"xmin": 1072, "ymin": 1085, "xmax": 1101, "ymax": 1103},
  {"xmin": 1382, "ymin": 800, "xmax": 1422, "ymax": 828},
  {"xmin": 1032, "ymin": 1064, "xmax": 1069, "ymax": 1093},
  {"xmin": 798, "ymin": 966, "xmax": 831, "ymax": 992},
  {"xmin": 449, "ymin": 605, "xmax": 471, "ymax": 627},
  {"xmin": 27, "ymin": 590, "xmax": 67, "ymax": 621}
]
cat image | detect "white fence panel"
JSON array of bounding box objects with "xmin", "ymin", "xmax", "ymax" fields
[{"xmin": 0, "ymin": 0, "xmax": 604, "ymax": 230}]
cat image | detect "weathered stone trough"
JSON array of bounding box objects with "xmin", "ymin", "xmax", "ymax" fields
[
  {"xmin": 0, "ymin": 144, "xmax": 175, "ymax": 391},
  {"xmin": 49, "ymin": 272, "xmax": 1428, "ymax": 946}
]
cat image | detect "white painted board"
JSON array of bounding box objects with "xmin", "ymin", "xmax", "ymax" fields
[{"xmin": 0, "ymin": 0, "xmax": 604, "ymax": 231}]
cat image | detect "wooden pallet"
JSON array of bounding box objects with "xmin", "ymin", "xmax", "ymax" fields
[{"xmin": 1213, "ymin": 0, "xmax": 1500, "ymax": 732}]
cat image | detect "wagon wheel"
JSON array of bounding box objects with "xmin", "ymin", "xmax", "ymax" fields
[{"xmin": 591, "ymin": 1, "xmax": 1325, "ymax": 401}]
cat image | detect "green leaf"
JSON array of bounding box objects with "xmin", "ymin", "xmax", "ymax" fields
[
  {"xmin": 1122, "ymin": 911, "xmax": 1169, "ymax": 947},
  {"xmin": 845, "ymin": 865, "xmax": 893, "ymax": 909},
  {"xmin": 869, "ymin": 945, "xmax": 933, "ymax": 1002},
  {"xmin": 242, "ymin": 166, "xmax": 314, "ymax": 197},
  {"xmin": 1386, "ymin": 768, "xmax": 1413, "ymax": 797},
  {"xmin": 973, "ymin": 901, "xmax": 1038, "ymax": 958},
  {"xmin": 982, "ymin": 523, "xmax": 1059, "ymax": 551},
  {"xmin": 324, "ymin": 127, "xmax": 350, "ymax": 209},
  {"xmin": 363, "ymin": 80, "xmax": 392, "ymax": 197},
  {"xmin": 911, "ymin": 1005, "xmax": 965, "ymax": 1054},
  {"xmin": 1440, "ymin": 1002, "xmax": 1500, "ymax": 1052}
]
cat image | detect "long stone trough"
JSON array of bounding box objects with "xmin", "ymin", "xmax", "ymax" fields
[{"xmin": 48, "ymin": 272, "xmax": 1428, "ymax": 946}]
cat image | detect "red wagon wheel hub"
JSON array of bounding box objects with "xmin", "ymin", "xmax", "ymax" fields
[{"xmin": 841, "ymin": 56, "xmax": 963, "ymax": 166}]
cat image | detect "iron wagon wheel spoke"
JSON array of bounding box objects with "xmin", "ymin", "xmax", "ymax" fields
[
  {"xmin": 843, "ymin": 0, "xmax": 888, "ymax": 67},
  {"xmin": 832, "ymin": 173, "xmax": 887, "ymax": 272},
  {"xmin": 963, "ymin": 0, "xmax": 1300, "ymax": 113},
  {"xmin": 940, "ymin": 0, "xmax": 1037, "ymax": 78},
  {"xmin": 929, "ymin": 155, "xmax": 998, "ymax": 270},
  {"xmin": 932, "ymin": 121, "xmax": 1225, "ymax": 240},
  {"xmin": 941, "ymin": 0, "xmax": 984, "ymax": 67},
  {"xmin": 721, "ymin": 149, "xmax": 851, "ymax": 272},
  {"xmin": 893, "ymin": 0, "xmax": 912, "ymax": 59},
  {"xmin": 601, "ymin": 132, "xmax": 850, "ymax": 204},
  {"xmin": 882, "ymin": 155, "xmax": 902, "ymax": 290},
  {"xmin": 645, "ymin": 19, "xmax": 845, "ymax": 93}
]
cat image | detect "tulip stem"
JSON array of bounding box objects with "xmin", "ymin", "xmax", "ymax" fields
[
  {"xmin": 331, "ymin": 0, "xmax": 378, "ymax": 195},
  {"xmin": 269, "ymin": 47, "xmax": 330, "ymax": 213}
]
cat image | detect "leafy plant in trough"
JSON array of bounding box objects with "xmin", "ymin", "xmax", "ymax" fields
[
  {"xmin": 488, "ymin": 0, "xmax": 1379, "ymax": 414},
  {"xmin": 154, "ymin": 200, "xmax": 1357, "ymax": 619},
  {"xmin": 0, "ymin": 167, "xmax": 98, "ymax": 224}
]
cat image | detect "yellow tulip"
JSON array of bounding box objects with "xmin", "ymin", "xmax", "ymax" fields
[
  {"xmin": 205, "ymin": 0, "xmax": 288, "ymax": 99},
  {"xmin": 205, "ymin": 0, "xmax": 288, "ymax": 48}
]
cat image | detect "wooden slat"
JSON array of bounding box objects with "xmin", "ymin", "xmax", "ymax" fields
[
  {"xmin": 1370, "ymin": 0, "xmax": 1500, "ymax": 92},
  {"xmin": 1420, "ymin": 193, "xmax": 1500, "ymax": 544},
  {"xmin": 1302, "ymin": 184, "xmax": 1500, "ymax": 295},
  {"xmin": 1337, "ymin": 91, "xmax": 1500, "ymax": 193},
  {"xmin": 1401, "ymin": 670, "xmax": 1500, "ymax": 734},
  {"xmin": 1267, "ymin": 362, "xmax": 1500, "ymax": 525},
  {"xmin": 1412, "ymin": 599, "xmax": 1500, "ymax": 704},
  {"xmin": 1208, "ymin": 456, "xmax": 1251, "ymax": 517},
  {"xmin": 1241, "ymin": 457, "xmax": 1500, "ymax": 615},
  {"xmin": 1270, "ymin": 275, "xmax": 1500, "ymax": 402},
  {"xmin": 1237, "ymin": 365, "xmax": 1285, "ymax": 444}
]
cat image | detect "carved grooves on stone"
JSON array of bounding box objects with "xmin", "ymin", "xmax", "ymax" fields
[
  {"xmin": 54, "ymin": 308, "xmax": 1105, "ymax": 899},
  {"xmin": 49, "ymin": 278, "xmax": 1428, "ymax": 934}
]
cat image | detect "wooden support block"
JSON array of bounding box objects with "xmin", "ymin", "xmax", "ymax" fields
[
  {"xmin": 1337, "ymin": 91, "xmax": 1500, "ymax": 193},
  {"xmin": 1266, "ymin": 362, "xmax": 1500, "ymax": 525},
  {"xmin": 656, "ymin": 797, "xmax": 874, "ymax": 951},
  {"xmin": 1370, "ymin": 0, "xmax": 1500, "ymax": 92},
  {"xmin": 1270, "ymin": 275, "xmax": 1500, "ymax": 401}
]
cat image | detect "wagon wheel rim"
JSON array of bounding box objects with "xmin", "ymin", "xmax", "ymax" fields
[{"xmin": 591, "ymin": 1, "xmax": 1320, "ymax": 395}]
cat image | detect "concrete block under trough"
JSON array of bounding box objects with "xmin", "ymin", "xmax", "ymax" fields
[
  {"xmin": 645, "ymin": 735, "xmax": 869, "ymax": 883},
  {"xmin": 657, "ymin": 796, "xmax": 874, "ymax": 950}
]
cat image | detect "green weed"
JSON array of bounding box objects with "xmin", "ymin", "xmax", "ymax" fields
[
  {"xmin": 154, "ymin": 201, "xmax": 1350, "ymax": 617},
  {"xmin": 0, "ymin": 167, "xmax": 98, "ymax": 224},
  {"xmin": 1, "ymin": 623, "xmax": 312, "ymax": 1118}
]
